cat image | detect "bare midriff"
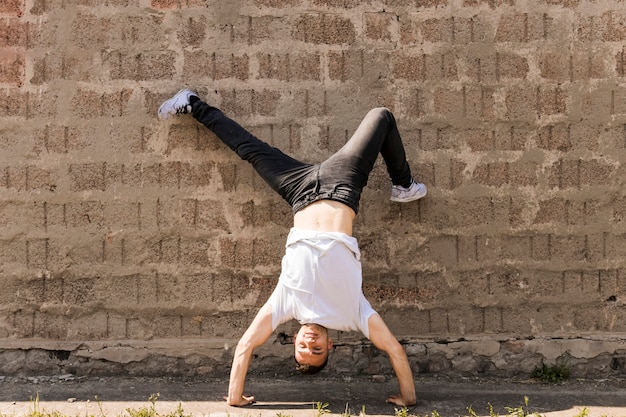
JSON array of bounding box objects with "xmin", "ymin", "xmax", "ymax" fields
[{"xmin": 293, "ymin": 200, "xmax": 355, "ymax": 236}]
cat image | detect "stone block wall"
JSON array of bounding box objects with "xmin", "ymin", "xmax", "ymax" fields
[{"xmin": 1, "ymin": 0, "xmax": 625, "ymax": 378}]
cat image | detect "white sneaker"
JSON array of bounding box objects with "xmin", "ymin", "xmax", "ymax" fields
[
  {"xmin": 157, "ymin": 88, "xmax": 199, "ymax": 120},
  {"xmin": 390, "ymin": 181, "xmax": 427, "ymax": 202}
]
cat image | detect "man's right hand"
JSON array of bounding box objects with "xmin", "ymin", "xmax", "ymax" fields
[
  {"xmin": 225, "ymin": 395, "xmax": 255, "ymax": 406},
  {"xmin": 227, "ymin": 303, "xmax": 273, "ymax": 409}
]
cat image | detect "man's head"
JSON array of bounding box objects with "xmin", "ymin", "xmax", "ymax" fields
[{"xmin": 293, "ymin": 323, "xmax": 332, "ymax": 375}]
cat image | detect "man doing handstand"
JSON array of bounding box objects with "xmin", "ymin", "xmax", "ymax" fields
[{"xmin": 158, "ymin": 89, "xmax": 427, "ymax": 407}]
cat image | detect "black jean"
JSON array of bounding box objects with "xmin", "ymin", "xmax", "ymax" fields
[{"xmin": 191, "ymin": 101, "xmax": 413, "ymax": 215}]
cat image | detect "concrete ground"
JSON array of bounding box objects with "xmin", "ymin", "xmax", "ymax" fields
[{"xmin": 1, "ymin": 375, "xmax": 625, "ymax": 417}]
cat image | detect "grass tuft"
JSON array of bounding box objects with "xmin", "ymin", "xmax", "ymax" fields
[
  {"xmin": 314, "ymin": 401, "xmax": 331, "ymax": 417},
  {"xmin": 531, "ymin": 363, "xmax": 570, "ymax": 383}
]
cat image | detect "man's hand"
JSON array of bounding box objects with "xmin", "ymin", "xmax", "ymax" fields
[
  {"xmin": 225, "ymin": 395, "xmax": 255, "ymax": 406},
  {"xmin": 227, "ymin": 303, "xmax": 273, "ymax": 409},
  {"xmin": 386, "ymin": 394, "xmax": 416, "ymax": 407},
  {"xmin": 367, "ymin": 314, "xmax": 417, "ymax": 407}
]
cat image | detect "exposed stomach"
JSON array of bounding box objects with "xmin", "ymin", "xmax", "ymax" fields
[{"xmin": 293, "ymin": 200, "xmax": 355, "ymax": 235}]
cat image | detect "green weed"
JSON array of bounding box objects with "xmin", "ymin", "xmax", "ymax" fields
[
  {"xmin": 28, "ymin": 394, "xmax": 64, "ymax": 417},
  {"xmin": 531, "ymin": 364, "xmax": 570, "ymax": 383},
  {"xmin": 165, "ymin": 403, "xmax": 192, "ymax": 417},
  {"xmin": 341, "ymin": 402, "xmax": 350, "ymax": 417},
  {"xmin": 505, "ymin": 396, "xmax": 543, "ymax": 417},
  {"xmin": 94, "ymin": 396, "xmax": 106, "ymax": 417},
  {"xmin": 121, "ymin": 394, "xmax": 190, "ymax": 417},
  {"xmin": 468, "ymin": 397, "xmax": 545, "ymax": 417},
  {"xmin": 394, "ymin": 406, "xmax": 410, "ymax": 417},
  {"xmin": 314, "ymin": 402, "xmax": 331, "ymax": 417},
  {"xmin": 125, "ymin": 393, "xmax": 160, "ymax": 417}
]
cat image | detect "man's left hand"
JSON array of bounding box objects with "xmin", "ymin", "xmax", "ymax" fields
[
  {"xmin": 224, "ymin": 395, "xmax": 256, "ymax": 406},
  {"xmin": 386, "ymin": 394, "xmax": 416, "ymax": 407}
]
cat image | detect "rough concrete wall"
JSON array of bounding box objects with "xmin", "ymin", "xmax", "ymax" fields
[{"xmin": 1, "ymin": 0, "xmax": 625, "ymax": 378}]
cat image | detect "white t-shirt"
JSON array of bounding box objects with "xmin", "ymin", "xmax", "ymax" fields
[{"xmin": 267, "ymin": 228, "xmax": 377, "ymax": 338}]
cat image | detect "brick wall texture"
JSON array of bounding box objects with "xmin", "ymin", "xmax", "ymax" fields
[{"xmin": 1, "ymin": 0, "xmax": 626, "ymax": 379}]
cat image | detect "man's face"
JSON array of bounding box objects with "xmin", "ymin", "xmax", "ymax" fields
[{"xmin": 294, "ymin": 323, "xmax": 332, "ymax": 367}]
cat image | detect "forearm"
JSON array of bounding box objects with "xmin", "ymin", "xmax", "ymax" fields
[
  {"xmin": 388, "ymin": 345, "xmax": 416, "ymax": 405},
  {"xmin": 227, "ymin": 343, "xmax": 253, "ymax": 404},
  {"xmin": 367, "ymin": 314, "xmax": 417, "ymax": 406},
  {"xmin": 225, "ymin": 303, "xmax": 273, "ymax": 406}
]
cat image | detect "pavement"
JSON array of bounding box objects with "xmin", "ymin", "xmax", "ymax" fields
[{"xmin": 1, "ymin": 375, "xmax": 625, "ymax": 417}]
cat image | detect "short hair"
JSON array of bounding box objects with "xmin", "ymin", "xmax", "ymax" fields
[{"xmin": 295, "ymin": 356, "xmax": 328, "ymax": 375}]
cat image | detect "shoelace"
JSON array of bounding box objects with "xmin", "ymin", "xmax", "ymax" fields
[{"xmin": 175, "ymin": 104, "xmax": 189, "ymax": 115}]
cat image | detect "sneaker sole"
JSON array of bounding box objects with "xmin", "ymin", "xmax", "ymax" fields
[{"xmin": 390, "ymin": 188, "xmax": 427, "ymax": 203}]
